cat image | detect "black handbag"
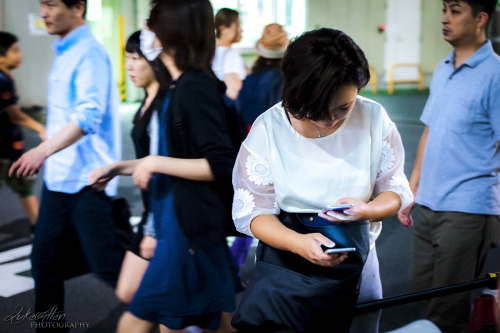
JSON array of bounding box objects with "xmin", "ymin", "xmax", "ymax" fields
[{"xmin": 231, "ymin": 211, "xmax": 371, "ymax": 333}]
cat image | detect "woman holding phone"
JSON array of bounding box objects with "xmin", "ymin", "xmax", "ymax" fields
[{"xmin": 231, "ymin": 28, "xmax": 413, "ymax": 332}]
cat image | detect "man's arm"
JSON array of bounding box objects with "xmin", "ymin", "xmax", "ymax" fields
[
  {"xmin": 409, "ymin": 126, "xmax": 429, "ymax": 194},
  {"xmin": 9, "ymin": 121, "xmax": 84, "ymax": 178},
  {"xmin": 398, "ymin": 126, "xmax": 429, "ymax": 226},
  {"xmin": 4, "ymin": 104, "xmax": 46, "ymax": 140}
]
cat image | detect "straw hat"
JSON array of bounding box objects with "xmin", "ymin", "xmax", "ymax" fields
[{"xmin": 255, "ymin": 23, "xmax": 289, "ymax": 59}]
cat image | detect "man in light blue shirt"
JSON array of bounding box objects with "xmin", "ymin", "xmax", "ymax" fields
[
  {"xmin": 398, "ymin": 1, "xmax": 500, "ymax": 332},
  {"xmin": 9, "ymin": 0, "xmax": 124, "ymax": 330}
]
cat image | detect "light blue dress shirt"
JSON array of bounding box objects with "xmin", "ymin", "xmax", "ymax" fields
[
  {"xmin": 44, "ymin": 24, "xmax": 121, "ymax": 196},
  {"xmin": 417, "ymin": 40, "xmax": 500, "ymax": 215}
]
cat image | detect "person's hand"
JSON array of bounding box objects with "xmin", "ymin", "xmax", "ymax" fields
[
  {"xmin": 132, "ymin": 156, "xmax": 154, "ymax": 190},
  {"xmin": 89, "ymin": 165, "xmax": 117, "ymax": 191},
  {"xmin": 9, "ymin": 145, "xmax": 48, "ymax": 178},
  {"xmin": 318, "ymin": 197, "xmax": 368, "ymax": 222},
  {"xmin": 140, "ymin": 235, "xmax": 157, "ymax": 259},
  {"xmin": 397, "ymin": 201, "xmax": 415, "ymax": 227},
  {"xmin": 293, "ymin": 232, "xmax": 348, "ymax": 268}
]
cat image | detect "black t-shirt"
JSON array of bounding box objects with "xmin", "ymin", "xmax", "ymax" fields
[{"xmin": 0, "ymin": 69, "xmax": 23, "ymax": 160}]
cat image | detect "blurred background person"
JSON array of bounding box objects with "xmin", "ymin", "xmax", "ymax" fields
[
  {"xmin": 0, "ymin": 31, "xmax": 45, "ymax": 233},
  {"xmin": 9, "ymin": 0, "xmax": 125, "ymax": 331},
  {"xmin": 90, "ymin": 0, "xmax": 237, "ymax": 332},
  {"xmin": 114, "ymin": 29, "xmax": 169, "ymax": 305},
  {"xmin": 237, "ymin": 23, "xmax": 288, "ymax": 128},
  {"xmin": 213, "ymin": 7, "xmax": 246, "ymax": 104}
]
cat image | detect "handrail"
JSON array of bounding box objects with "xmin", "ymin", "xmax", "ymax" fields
[
  {"xmin": 355, "ymin": 272, "xmax": 498, "ymax": 314},
  {"xmin": 387, "ymin": 63, "xmax": 424, "ymax": 95}
]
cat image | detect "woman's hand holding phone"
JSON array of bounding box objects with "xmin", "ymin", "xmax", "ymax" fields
[
  {"xmin": 318, "ymin": 197, "xmax": 369, "ymax": 222},
  {"xmin": 321, "ymin": 244, "xmax": 356, "ymax": 254},
  {"xmin": 293, "ymin": 233, "xmax": 347, "ymax": 268}
]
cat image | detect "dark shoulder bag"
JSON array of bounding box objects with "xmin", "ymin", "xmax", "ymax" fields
[{"xmin": 232, "ymin": 211, "xmax": 371, "ymax": 333}]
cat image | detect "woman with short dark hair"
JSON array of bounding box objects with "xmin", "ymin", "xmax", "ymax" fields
[
  {"xmin": 281, "ymin": 28, "xmax": 371, "ymax": 121},
  {"xmin": 231, "ymin": 28, "xmax": 413, "ymax": 332}
]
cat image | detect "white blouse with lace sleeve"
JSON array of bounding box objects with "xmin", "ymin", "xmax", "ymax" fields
[{"xmin": 232, "ymin": 96, "xmax": 413, "ymax": 245}]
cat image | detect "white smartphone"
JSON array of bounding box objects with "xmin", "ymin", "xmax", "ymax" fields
[{"xmin": 325, "ymin": 247, "xmax": 356, "ymax": 254}]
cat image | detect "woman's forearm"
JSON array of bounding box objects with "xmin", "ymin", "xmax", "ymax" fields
[
  {"xmin": 146, "ymin": 155, "xmax": 215, "ymax": 181},
  {"xmin": 250, "ymin": 214, "xmax": 302, "ymax": 253},
  {"xmin": 367, "ymin": 191, "xmax": 402, "ymax": 221}
]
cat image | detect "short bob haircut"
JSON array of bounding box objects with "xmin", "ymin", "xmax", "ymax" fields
[
  {"xmin": 148, "ymin": 0, "xmax": 215, "ymax": 73},
  {"xmin": 0, "ymin": 31, "xmax": 18, "ymax": 56},
  {"xmin": 281, "ymin": 28, "xmax": 370, "ymax": 121},
  {"xmin": 214, "ymin": 8, "xmax": 239, "ymax": 38}
]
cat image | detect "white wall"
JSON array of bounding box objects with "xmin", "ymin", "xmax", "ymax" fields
[
  {"xmin": 0, "ymin": 0, "xmax": 463, "ymax": 106},
  {"xmin": 384, "ymin": 0, "xmax": 422, "ymax": 81},
  {"xmin": 306, "ymin": 0, "xmax": 386, "ymax": 78},
  {"xmin": 0, "ymin": 0, "xmax": 55, "ymax": 108}
]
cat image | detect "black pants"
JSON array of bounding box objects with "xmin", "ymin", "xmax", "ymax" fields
[{"xmin": 31, "ymin": 185, "xmax": 124, "ymax": 331}]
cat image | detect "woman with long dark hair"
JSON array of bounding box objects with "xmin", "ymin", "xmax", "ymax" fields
[{"xmin": 90, "ymin": 1, "xmax": 237, "ymax": 332}]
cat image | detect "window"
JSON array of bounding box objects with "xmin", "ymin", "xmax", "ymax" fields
[
  {"xmin": 87, "ymin": 0, "xmax": 103, "ymax": 21},
  {"xmin": 211, "ymin": 0, "xmax": 305, "ymax": 52}
]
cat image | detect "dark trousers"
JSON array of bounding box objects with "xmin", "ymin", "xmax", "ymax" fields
[
  {"xmin": 31, "ymin": 185, "xmax": 125, "ymax": 331},
  {"xmin": 411, "ymin": 206, "xmax": 499, "ymax": 333}
]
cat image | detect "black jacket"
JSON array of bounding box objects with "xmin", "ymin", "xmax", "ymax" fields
[{"xmin": 166, "ymin": 69, "xmax": 237, "ymax": 249}]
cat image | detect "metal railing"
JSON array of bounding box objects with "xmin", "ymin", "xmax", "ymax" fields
[{"xmin": 355, "ymin": 272, "xmax": 499, "ymax": 314}]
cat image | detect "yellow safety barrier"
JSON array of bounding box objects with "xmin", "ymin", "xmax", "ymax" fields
[
  {"xmin": 368, "ymin": 65, "xmax": 378, "ymax": 95},
  {"xmin": 118, "ymin": 15, "xmax": 126, "ymax": 101},
  {"xmin": 387, "ymin": 63, "xmax": 424, "ymax": 95}
]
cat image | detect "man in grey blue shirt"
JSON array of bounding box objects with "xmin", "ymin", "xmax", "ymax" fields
[
  {"xmin": 9, "ymin": 0, "xmax": 124, "ymax": 330},
  {"xmin": 398, "ymin": 1, "xmax": 500, "ymax": 332}
]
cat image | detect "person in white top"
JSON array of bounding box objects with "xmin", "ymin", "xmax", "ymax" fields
[
  {"xmin": 232, "ymin": 28, "xmax": 413, "ymax": 332},
  {"xmin": 213, "ymin": 8, "xmax": 246, "ymax": 101}
]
